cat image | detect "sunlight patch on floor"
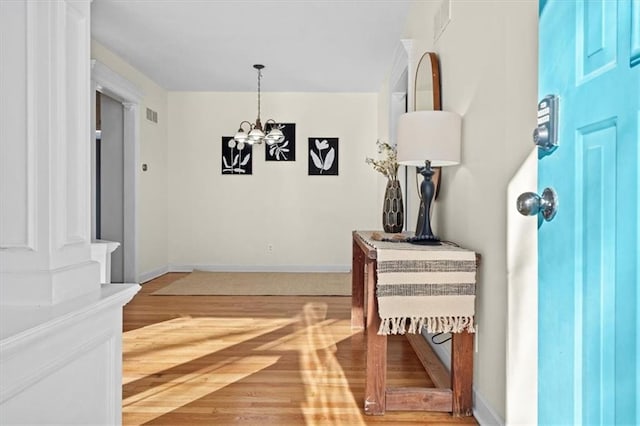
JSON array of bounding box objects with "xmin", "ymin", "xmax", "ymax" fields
[
  {"xmin": 297, "ymin": 302, "xmax": 366, "ymax": 425},
  {"xmin": 123, "ymin": 316, "xmax": 295, "ymax": 382},
  {"xmin": 123, "ymin": 355, "xmax": 281, "ymax": 424},
  {"xmin": 251, "ymin": 317, "xmax": 352, "ymax": 352}
]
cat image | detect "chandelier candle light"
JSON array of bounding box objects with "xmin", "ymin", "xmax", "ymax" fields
[
  {"xmin": 233, "ymin": 64, "xmax": 284, "ymax": 145},
  {"xmin": 396, "ymin": 110, "xmax": 462, "ymax": 245}
]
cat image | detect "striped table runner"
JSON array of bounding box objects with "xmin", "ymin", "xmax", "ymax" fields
[{"xmin": 357, "ymin": 231, "xmax": 477, "ymax": 336}]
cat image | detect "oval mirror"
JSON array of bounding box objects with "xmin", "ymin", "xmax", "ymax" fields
[
  {"xmin": 413, "ymin": 52, "xmax": 442, "ymax": 200},
  {"xmin": 414, "ymin": 52, "xmax": 441, "ymax": 112}
]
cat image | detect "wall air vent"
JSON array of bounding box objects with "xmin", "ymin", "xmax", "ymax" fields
[{"xmin": 146, "ymin": 107, "xmax": 158, "ymax": 123}]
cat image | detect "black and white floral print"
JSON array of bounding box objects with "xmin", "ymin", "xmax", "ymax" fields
[
  {"xmin": 265, "ymin": 123, "xmax": 296, "ymax": 161},
  {"xmin": 222, "ymin": 136, "xmax": 252, "ymax": 175},
  {"xmin": 308, "ymin": 138, "xmax": 338, "ymax": 175}
]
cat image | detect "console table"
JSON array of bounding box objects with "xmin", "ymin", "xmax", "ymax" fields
[{"xmin": 351, "ymin": 230, "xmax": 478, "ymax": 416}]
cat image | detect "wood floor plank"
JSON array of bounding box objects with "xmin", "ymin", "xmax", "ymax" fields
[{"xmin": 122, "ymin": 273, "xmax": 477, "ymax": 425}]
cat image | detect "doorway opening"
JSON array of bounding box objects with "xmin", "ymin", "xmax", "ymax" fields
[
  {"xmin": 95, "ymin": 91, "xmax": 125, "ymax": 282},
  {"xmin": 91, "ymin": 59, "xmax": 142, "ymax": 283}
]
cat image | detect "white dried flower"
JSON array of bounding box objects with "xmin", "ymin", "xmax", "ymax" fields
[{"xmin": 365, "ymin": 140, "xmax": 398, "ymax": 180}]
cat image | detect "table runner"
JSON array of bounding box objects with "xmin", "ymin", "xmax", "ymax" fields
[{"xmin": 357, "ymin": 231, "xmax": 477, "ymax": 336}]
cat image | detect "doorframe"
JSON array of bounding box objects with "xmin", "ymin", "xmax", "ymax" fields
[{"xmin": 90, "ymin": 59, "xmax": 142, "ymax": 283}]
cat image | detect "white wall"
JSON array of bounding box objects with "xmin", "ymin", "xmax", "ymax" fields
[
  {"xmin": 432, "ymin": 1, "xmax": 538, "ymax": 422},
  {"xmin": 397, "ymin": 0, "xmax": 539, "ymax": 423},
  {"xmin": 167, "ymin": 92, "xmax": 380, "ymax": 271},
  {"xmin": 91, "ymin": 41, "xmax": 169, "ymax": 281},
  {"xmin": 90, "ymin": 43, "xmax": 382, "ymax": 274}
]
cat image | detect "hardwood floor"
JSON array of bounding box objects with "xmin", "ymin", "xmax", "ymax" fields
[{"xmin": 123, "ymin": 273, "xmax": 478, "ymax": 425}]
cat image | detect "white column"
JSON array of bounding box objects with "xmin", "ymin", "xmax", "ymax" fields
[
  {"xmin": 1, "ymin": 4, "xmax": 140, "ymax": 423},
  {"xmin": 0, "ymin": 0, "xmax": 100, "ymax": 305}
]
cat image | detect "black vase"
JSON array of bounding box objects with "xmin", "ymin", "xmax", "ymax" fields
[{"xmin": 382, "ymin": 179, "xmax": 404, "ymax": 233}]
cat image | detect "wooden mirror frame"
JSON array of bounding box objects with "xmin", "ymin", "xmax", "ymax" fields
[
  {"xmin": 414, "ymin": 52, "xmax": 442, "ymax": 112},
  {"xmin": 413, "ymin": 52, "xmax": 443, "ymax": 198}
]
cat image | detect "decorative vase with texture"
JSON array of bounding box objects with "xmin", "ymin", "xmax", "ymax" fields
[{"xmin": 382, "ymin": 179, "xmax": 404, "ymax": 233}]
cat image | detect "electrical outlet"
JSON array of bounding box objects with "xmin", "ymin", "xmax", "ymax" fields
[{"xmin": 267, "ymin": 244, "xmax": 273, "ymax": 253}]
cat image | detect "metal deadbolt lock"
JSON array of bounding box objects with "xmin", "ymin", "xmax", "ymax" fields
[
  {"xmin": 516, "ymin": 187, "xmax": 558, "ymax": 221},
  {"xmin": 534, "ymin": 95, "xmax": 559, "ymax": 152}
]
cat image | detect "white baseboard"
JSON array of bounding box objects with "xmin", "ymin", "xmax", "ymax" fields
[
  {"xmin": 138, "ymin": 265, "xmax": 169, "ymax": 283},
  {"xmin": 473, "ymin": 386, "xmax": 504, "ymax": 426},
  {"xmin": 168, "ymin": 264, "xmax": 352, "ymax": 273},
  {"xmin": 422, "ymin": 331, "xmax": 504, "ymax": 426},
  {"xmin": 139, "ymin": 264, "xmax": 351, "ymax": 283}
]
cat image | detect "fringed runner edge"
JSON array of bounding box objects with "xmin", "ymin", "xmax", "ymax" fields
[{"xmin": 378, "ymin": 315, "xmax": 476, "ymax": 335}]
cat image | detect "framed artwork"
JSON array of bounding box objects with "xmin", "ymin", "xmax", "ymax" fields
[
  {"xmin": 308, "ymin": 138, "xmax": 338, "ymax": 175},
  {"xmin": 221, "ymin": 136, "xmax": 252, "ymax": 175},
  {"xmin": 265, "ymin": 122, "xmax": 296, "ymax": 161}
]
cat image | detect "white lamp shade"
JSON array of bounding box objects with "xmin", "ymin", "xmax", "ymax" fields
[
  {"xmin": 265, "ymin": 127, "xmax": 284, "ymax": 144},
  {"xmin": 396, "ymin": 111, "xmax": 462, "ymax": 167},
  {"xmin": 248, "ymin": 127, "xmax": 265, "ymax": 142},
  {"xmin": 234, "ymin": 129, "xmax": 248, "ymax": 143}
]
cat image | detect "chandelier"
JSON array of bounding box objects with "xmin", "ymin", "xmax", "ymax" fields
[{"xmin": 233, "ymin": 64, "xmax": 284, "ymax": 145}]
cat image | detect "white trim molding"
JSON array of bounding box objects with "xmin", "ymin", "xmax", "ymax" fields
[
  {"xmin": 91, "ymin": 60, "xmax": 143, "ymax": 103},
  {"xmin": 140, "ymin": 265, "xmax": 352, "ymax": 284},
  {"xmin": 169, "ymin": 264, "xmax": 352, "ymax": 274},
  {"xmin": 91, "ymin": 59, "xmax": 143, "ymax": 283},
  {"xmin": 474, "ymin": 387, "xmax": 505, "ymax": 426}
]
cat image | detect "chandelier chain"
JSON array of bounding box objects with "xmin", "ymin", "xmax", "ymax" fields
[{"xmin": 256, "ymin": 68, "xmax": 262, "ymax": 121}]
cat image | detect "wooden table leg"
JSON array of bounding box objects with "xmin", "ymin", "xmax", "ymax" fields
[
  {"xmin": 451, "ymin": 331, "xmax": 474, "ymax": 416},
  {"xmin": 351, "ymin": 238, "xmax": 365, "ymax": 329},
  {"xmin": 364, "ymin": 259, "xmax": 386, "ymax": 415}
]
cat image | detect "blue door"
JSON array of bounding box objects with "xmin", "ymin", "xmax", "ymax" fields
[{"xmin": 538, "ymin": 0, "xmax": 639, "ymax": 424}]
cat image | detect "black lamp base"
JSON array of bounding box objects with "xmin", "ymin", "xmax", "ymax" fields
[
  {"xmin": 406, "ymin": 235, "xmax": 441, "ymax": 245},
  {"xmin": 408, "ymin": 160, "xmax": 441, "ymax": 246}
]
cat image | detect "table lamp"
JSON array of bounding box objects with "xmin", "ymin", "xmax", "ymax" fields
[{"xmin": 396, "ymin": 111, "xmax": 462, "ymax": 244}]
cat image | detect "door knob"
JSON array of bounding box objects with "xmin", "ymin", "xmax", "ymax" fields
[{"xmin": 517, "ymin": 187, "xmax": 558, "ymax": 221}]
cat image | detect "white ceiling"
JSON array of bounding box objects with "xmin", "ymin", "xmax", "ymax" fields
[{"xmin": 91, "ymin": 0, "xmax": 413, "ymax": 92}]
